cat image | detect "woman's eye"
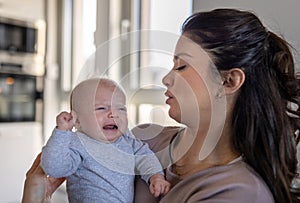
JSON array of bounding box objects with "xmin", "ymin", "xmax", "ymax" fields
[{"xmin": 175, "ymin": 65, "xmax": 187, "ymax": 71}]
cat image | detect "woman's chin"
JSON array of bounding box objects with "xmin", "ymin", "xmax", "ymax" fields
[{"xmin": 168, "ymin": 110, "xmax": 181, "ymax": 124}]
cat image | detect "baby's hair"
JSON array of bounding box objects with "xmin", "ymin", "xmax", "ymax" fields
[{"xmin": 70, "ymin": 78, "xmax": 126, "ymax": 111}]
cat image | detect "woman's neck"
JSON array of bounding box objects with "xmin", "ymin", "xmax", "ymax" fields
[{"xmin": 171, "ymin": 125, "xmax": 240, "ymax": 177}]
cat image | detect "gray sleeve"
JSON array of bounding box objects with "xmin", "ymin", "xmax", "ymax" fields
[
  {"xmin": 41, "ymin": 128, "xmax": 82, "ymax": 178},
  {"xmin": 133, "ymin": 138, "xmax": 164, "ymax": 183}
]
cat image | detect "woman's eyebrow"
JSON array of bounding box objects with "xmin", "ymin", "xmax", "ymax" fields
[{"xmin": 174, "ymin": 52, "xmax": 193, "ymax": 61}]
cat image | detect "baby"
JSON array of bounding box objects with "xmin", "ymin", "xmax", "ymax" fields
[{"xmin": 41, "ymin": 78, "xmax": 170, "ymax": 202}]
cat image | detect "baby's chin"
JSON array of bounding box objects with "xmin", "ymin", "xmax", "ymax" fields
[
  {"xmin": 93, "ymin": 131, "xmax": 124, "ymax": 143},
  {"xmin": 78, "ymin": 127, "xmax": 126, "ymax": 143},
  {"xmin": 104, "ymin": 135, "xmax": 123, "ymax": 143}
]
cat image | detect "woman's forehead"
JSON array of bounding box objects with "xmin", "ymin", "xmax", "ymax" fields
[
  {"xmin": 174, "ymin": 35, "xmax": 213, "ymax": 69},
  {"xmin": 175, "ymin": 36, "xmax": 210, "ymax": 60}
]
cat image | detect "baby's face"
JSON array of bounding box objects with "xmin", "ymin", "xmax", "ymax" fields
[{"xmin": 74, "ymin": 85, "xmax": 128, "ymax": 143}]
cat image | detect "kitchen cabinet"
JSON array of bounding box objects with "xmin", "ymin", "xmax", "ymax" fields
[
  {"xmin": 0, "ymin": 0, "xmax": 45, "ymax": 21},
  {"xmin": 0, "ymin": 122, "xmax": 43, "ymax": 202}
]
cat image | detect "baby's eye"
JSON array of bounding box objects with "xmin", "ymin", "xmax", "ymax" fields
[
  {"xmin": 175, "ymin": 65, "xmax": 187, "ymax": 71},
  {"xmin": 118, "ymin": 106, "xmax": 127, "ymax": 112},
  {"xmin": 96, "ymin": 106, "xmax": 108, "ymax": 111}
]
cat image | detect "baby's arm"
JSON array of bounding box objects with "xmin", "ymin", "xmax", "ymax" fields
[
  {"xmin": 41, "ymin": 111, "xmax": 80, "ymax": 178},
  {"xmin": 131, "ymin": 134, "xmax": 171, "ymax": 197},
  {"xmin": 149, "ymin": 174, "xmax": 171, "ymax": 197}
]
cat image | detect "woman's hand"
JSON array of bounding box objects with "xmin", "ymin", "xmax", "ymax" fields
[{"xmin": 22, "ymin": 153, "xmax": 65, "ymax": 203}]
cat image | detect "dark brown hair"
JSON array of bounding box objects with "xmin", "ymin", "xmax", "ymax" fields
[{"xmin": 182, "ymin": 8, "xmax": 300, "ymax": 202}]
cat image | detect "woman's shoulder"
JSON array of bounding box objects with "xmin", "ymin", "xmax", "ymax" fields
[
  {"xmin": 131, "ymin": 123, "xmax": 183, "ymax": 152},
  {"xmin": 161, "ymin": 160, "xmax": 274, "ymax": 203}
]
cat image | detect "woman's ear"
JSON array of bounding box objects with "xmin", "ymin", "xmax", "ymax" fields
[{"xmin": 223, "ymin": 68, "xmax": 245, "ymax": 94}]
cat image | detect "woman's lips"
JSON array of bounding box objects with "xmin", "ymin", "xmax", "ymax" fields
[{"xmin": 165, "ymin": 91, "xmax": 174, "ymax": 104}]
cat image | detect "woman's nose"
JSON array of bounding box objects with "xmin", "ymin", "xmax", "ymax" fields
[{"xmin": 162, "ymin": 70, "xmax": 173, "ymax": 87}]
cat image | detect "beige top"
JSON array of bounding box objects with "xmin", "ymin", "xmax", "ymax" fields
[{"xmin": 132, "ymin": 124, "xmax": 274, "ymax": 203}]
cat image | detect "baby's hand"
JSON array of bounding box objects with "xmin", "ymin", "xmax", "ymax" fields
[
  {"xmin": 56, "ymin": 111, "xmax": 74, "ymax": 131},
  {"xmin": 149, "ymin": 174, "xmax": 171, "ymax": 198}
]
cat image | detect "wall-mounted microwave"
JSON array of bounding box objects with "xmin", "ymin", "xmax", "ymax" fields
[
  {"xmin": 0, "ymin": 16, "xmax": 46, "ymax": 76},
  {"xmin": 0, "ymin": 18, "xmax": 36, "ymax": 53}
]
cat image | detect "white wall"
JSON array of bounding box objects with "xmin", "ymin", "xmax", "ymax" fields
[
  {"xmin": 149, "ymin": 0, "xmax": 192, "ymax": 34},
  {"xmin": 192, "ymin": 0, "xmax": 300, "ymax": 70}
]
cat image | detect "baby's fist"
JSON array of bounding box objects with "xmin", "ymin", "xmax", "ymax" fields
[
  {"xmin": 149, "ymin": 174, "xmax": 171, "ymax": 197},
  {"xmin": 56, "ymin": 111, "xmax": 74, "ymax": 131}
]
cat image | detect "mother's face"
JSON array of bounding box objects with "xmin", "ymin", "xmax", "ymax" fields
[{"xmin": 162, "ymin": 34, "xmax": 226, "ymax": 130}]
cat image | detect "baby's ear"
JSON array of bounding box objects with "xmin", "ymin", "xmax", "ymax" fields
[
  {"xmin": 71, "ymin": 110, "xmax": 79, "ymax": 129},
  {"xmin": 71, "ymin": 110, "xmax": 77, "ymax": 121}
]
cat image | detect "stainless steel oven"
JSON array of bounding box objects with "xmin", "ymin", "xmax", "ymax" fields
[
  {"xmin": 0, "ymin": 16, "xmax": 45, "ymax": 122},
  {"xmin": 0, "ymin": 73, "xmax": 43, "ymax": 122}
]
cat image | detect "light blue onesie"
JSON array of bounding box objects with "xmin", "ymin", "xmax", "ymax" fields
[{"xmin": 41, "ymin": 129, "xmax": 164, "ymax": 203}]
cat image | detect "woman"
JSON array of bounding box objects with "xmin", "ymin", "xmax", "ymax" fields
[{"xmin": 23, "ymin": 8, "xmax": 300, "ymax": 203}]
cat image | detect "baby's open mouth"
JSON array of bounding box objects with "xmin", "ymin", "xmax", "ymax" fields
[{"xmin": 103, "ymin": 125, "xmax": 118, "ymax": 130}]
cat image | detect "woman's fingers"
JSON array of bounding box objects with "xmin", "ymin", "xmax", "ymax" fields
[
  {"xmin": 22, "ymin": 153, "xmax": 47, "ymax": 203},
  {"xmin": 22, "ymin": 153, "xmax": 66, "ymax": 202},
  {"xmin": 26, "ymin": 153, "xmax": 42, "ymax": 177},
  {"xmin": 46, "ymin": 176, "xmax": 65, "ymax": 197}
]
